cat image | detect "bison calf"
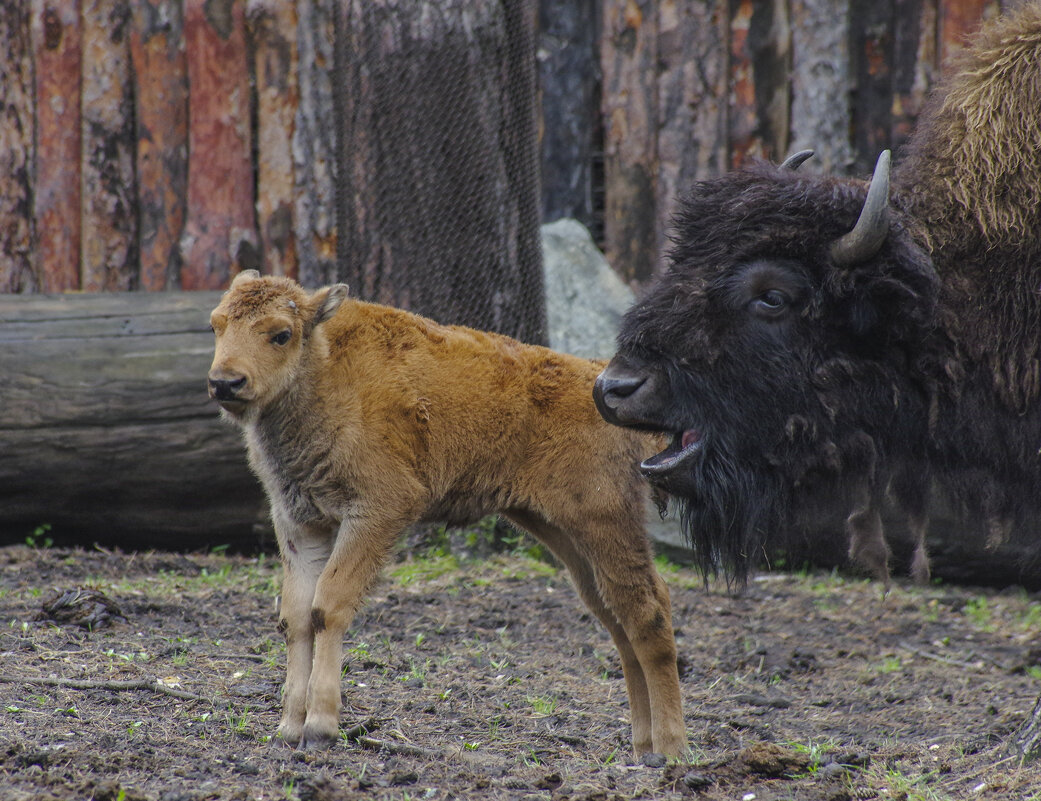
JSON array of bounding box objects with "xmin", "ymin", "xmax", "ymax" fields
[{"xmin": 207, "ymin": 270, "xmax": 686, "ymax": 757}]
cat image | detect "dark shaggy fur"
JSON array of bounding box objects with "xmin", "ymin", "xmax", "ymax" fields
[{"xmin": 595, "ymin": 5, "xmax": 1041, "ymax": 582}]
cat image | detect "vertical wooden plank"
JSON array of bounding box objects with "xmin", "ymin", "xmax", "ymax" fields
[
  {"xmin": 248, "ymin": 0, "xmax": 299, "ymax": 279},
  {"xmin": 0, "ymin": 3, "xmax": 35, "ymax": 293},
  {"xmin": 81, "ymin": 0, "xmax": 138, "ymax": 292},
  {"xmin": 656, "ymin": 0, "xmax": 728, "ymax": 259},
  {"xmin": 849, "ymin": 0, "xmax": 895, "ymax": 174},
  {"xmin": 292, "ymin": 0, "xmax": 337, "ymax": 288},
  {"xmin": 790, "ymin": 0, "xmax": 854, "ymax": 174},
  {"xmin": 730, "ymin": 0, "xmax": 790, "ymax": 168},
  {"xmin": 538, "ymin": 0, "xmax": 600, "ymax": 231},
  {"xmin": 601, "ymin": 0, "xmax": 658, "ymax": 285},
  {"xmin": 182, "ymin": 0, "xmax": 258, "ymax": 290},
  {"xmin": 131, "ymin": 0, "xmax": 188, "ymax": 291},
  {"xmin": 938, "ymin": 0, "xmax": 999, "ymax": 66},
  {"xmin": 32, "ymin": 0, "xmax": 81, "ymax": 292},
  {"xmin": 891, "ymin": 0, "xmax": 931, "ymax": 151}
]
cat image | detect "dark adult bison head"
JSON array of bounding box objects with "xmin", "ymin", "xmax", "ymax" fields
[{"xmin": 593, "ymin": 152, "xmax": 941, "ymax": 580}]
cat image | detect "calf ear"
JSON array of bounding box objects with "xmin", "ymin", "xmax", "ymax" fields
[
  {"xmin": 313, "ymin": 283, "xmax": 350, "ymax": 325},
  {"xmin": 231, "ymin": 269, "xmax": 261, "ymax": 286}
]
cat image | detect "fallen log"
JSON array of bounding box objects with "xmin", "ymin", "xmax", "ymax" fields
[{"xmin": 0, "ymin": 290, "xmax": 266, "ymax": 550}]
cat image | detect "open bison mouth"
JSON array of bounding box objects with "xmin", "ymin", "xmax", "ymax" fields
[{"xmin": 641, "ymin": 428, "xmax": 704, "ymax": 477}]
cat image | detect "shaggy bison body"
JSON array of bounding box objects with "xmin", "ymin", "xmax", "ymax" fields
[
  {"xmin": 594, "ymin": 5, "xmax": 1041, "ymax": 583},
  {"xmin": 208, "ymin": 271, "xmax": 685, "ymax": 757}
]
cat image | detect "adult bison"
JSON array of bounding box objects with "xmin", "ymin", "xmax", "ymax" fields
[{"xmin": 593, "ymin": 5, "xmax": 1041, "ymax": 585}]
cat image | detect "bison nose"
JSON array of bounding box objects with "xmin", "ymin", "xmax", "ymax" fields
[
  {"xmin": 208, "ymin": 375, "xmax": 247, "ymax": 401},
  {"xmin": 593, "ymin": 369, "xmax": 646, "ymax": 422}
]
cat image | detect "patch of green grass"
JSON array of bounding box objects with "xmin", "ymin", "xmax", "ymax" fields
[
  {"xmin": 390, "ymin": 553, "xmax": 461, "ymax": 587},
  {"xmin": 527, "ymin": 694, "xmax": 558, "ymax": 716},
  {"xmin": 25, "ymin": 523, "xmax": 53, "ymax": 549},
  {"xmin": 875, "ymin": 655, "xmax": 904, "ymax": 674}
]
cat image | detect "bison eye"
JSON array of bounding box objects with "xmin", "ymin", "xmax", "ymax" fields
[
  {"xmin": 751, "ymin": 290, "xmax": 790, "ymax": 316},
  {"xmin": 271, "ymin": 329, "xmax": 292, "ymax": 346}
]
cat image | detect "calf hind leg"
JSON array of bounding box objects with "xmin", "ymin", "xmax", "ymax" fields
[{"xmin": 511, "ymin": 512, "xmax": 686, "ymax": 758}]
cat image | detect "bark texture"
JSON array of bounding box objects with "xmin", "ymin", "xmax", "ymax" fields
[
  {"xmin": 131, "ymin": 0, "xmax": 188, "ymax": 290},
  {"xmin": 335, "ymin": 0, "xmax": 545, "ymax": 343},
  {"xmin": 0, "ymin": 3, "xmax": 35, "ymax": 293},
  {"xmin": 31, "ymin": 0, "xmax": 81, "ymax": 293},
  {"xmin": 182, "ymin": 0, "xmax": 258, "ymax": 290}
]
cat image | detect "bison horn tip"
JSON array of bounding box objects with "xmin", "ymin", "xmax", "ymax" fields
[{"xmin": 829, "ymin": 150, "xmax": 891, "ymax": 268}]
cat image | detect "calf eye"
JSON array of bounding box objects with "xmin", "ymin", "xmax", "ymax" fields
[
  {"xmin": 751, "ymin": 290, "xmax": 790, "ymax": 317},
  {"xmin": 271, "ymin": 329, "xmax": 291, "ymax": 345}
]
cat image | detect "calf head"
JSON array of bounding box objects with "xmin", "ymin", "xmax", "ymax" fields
[
  {"xmin": 594, "ymin": 153, "xmax": 941, "ymax": 580},
  {"xmin": 208, "ymin": 270, "xmax": 349, "ymax": 420}
]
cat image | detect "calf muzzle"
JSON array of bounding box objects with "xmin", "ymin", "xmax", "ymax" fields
[{"xmin": 208, "ymin": 374, "xmax": 247, "ymax": 402}]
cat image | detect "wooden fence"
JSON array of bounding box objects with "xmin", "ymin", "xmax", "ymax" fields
[{"xmin": 0, "ymin": 0, "xmax": 1021, "ymax": 295}]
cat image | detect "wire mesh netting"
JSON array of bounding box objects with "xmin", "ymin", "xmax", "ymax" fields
[{"xmin": 330, "ymin": 0, "xmax": 546, "ymax": 346}]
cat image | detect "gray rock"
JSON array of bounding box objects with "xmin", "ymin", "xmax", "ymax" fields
[{"xmin": 541, "ymin": 218, "xmax": 634, "ymax": 360}]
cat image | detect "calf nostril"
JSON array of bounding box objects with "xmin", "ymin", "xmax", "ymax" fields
[{"xmin": 208, "ymin": 376, "xmax": 247, "ymax": 400}]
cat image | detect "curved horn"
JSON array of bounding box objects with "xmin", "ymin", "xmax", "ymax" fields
[
  {"xmin": 829, "ymin": 150, "xmax": 891, "ymax": 267},
  {"xmin": 780, "ymin": 149, "xmax": 814, "ymax": 171}
]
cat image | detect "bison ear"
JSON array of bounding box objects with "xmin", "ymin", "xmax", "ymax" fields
[
  {"xmin": 231, "ymin": 269, "xmax": 261, "ymax": 287},
  {"xmin": 313, "ymin": 283, "xmax": 350, "ymax": 325}
]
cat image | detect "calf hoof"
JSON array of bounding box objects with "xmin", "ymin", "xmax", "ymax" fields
[
  {"xmin": 299, "ymin": 717, "xmax": 340, "ymax": 750},
  {"xmin": 275, "ymin": 721, "xmax": 303, "ymax": 747}
]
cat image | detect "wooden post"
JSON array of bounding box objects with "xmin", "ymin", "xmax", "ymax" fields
[
  {"xmin": 249, "ymin": 0, "xmax": 299, "ymax": 280},
  {"xmin": 601, "ymin": 0, "xmax": 659, "ymax": 285},
  {"xmin": 182, "ymin": 0, "xmax": 258, "ymax": 290},
  {"xmin": 538, "ymin": 0, "xmax": 600, "ymax": 232},
  {"xmin": 31, "ymin": 0, "xmax": 81, "ymax": 293},
  {"xmin": 890, "ymin": 0, "xmax": 935, "ymax": 152},
  {"xmin": 293, "ymin": 0, "xmax": 338, "ymax": 289},
  {"xmin": 131, "ymin": 0, "xmax": 189, "ymax": 291},
  {"xmin": 0, "ymin": 2, "xmax": 34, "ymax": 293},
  {"xmin": 938, "ymin": 0, "xmax": 999, "ymax": 66},
  {"xmin": 336, "ymin": 0, "xmax": 545, "ymax": 344},
  {"xmin": 656, "ymin": 0, "xmax": 729, "ymax": 256},
  {"xmin": 81, "ymin": 0, "xmax": 138, "ymax": 292},
  {"xmin": 790, "ymin": 0, "xmax": 854, "ymax": 175},
  {"xmin": 729, "ymin": 0, "xmax": 790, "ymax": 168},
  {"xmin": 849, "ymin": 0, "xmax": 895, "ymax": 174}
]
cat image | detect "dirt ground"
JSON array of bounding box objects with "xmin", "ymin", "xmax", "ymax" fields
[{"xmin": 2, "ymin": 539, "xmax": 1040, "ymax": 801}]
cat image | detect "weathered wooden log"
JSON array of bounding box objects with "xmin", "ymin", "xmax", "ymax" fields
[{"xmin": 0, "ymin": 291, "xmax": 266, "ymax": 550}]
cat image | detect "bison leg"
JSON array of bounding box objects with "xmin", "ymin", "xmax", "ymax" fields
[
  {"xmin": 300, "ymin": 511, "xmax": 405, "ymax": 749},
  {"xmin": 510, "ymin": 511, "xmax": 686, "ymax": 758},
  {"xmin": 273, "ymin": 514, "xmax": 335, "ymax": 746},
  {"xmin": 846, "ymin": 485, "xmax": 891, "ymax": 590}
]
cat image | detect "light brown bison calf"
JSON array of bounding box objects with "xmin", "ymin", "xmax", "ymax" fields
[{"xmin": 207, "ymin": 270, "xmax": 686, "ymax": 757}]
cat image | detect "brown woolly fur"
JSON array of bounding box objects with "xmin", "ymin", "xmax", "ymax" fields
[
  {"xmin": 207, "ymin": 270, "xmax": 686, "ymax": 759},
  {"xmin": 895, "ymin": 3, "xmax": 1041, "ymax": 412},
  {"xmin": 896, "ymin": 4, "xmax": 1041, "ymax": 248}
]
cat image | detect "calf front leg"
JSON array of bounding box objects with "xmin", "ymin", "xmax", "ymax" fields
[
  {"xmin": 300, "ymin": 510, "xmax": 407, "ymax": 748},
  {"xmin": 273, "ymin": 514, "xmax": 334, "ymax": 746}
]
